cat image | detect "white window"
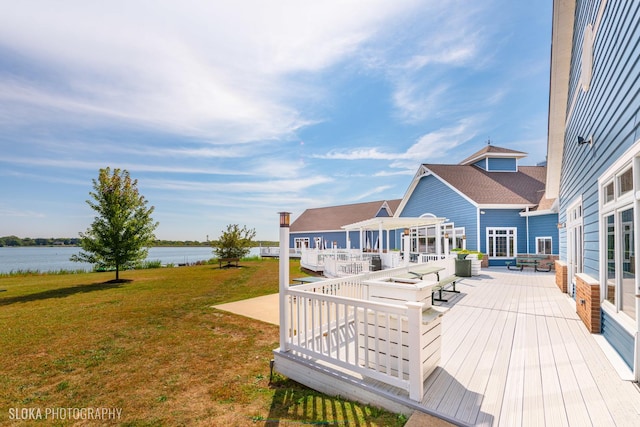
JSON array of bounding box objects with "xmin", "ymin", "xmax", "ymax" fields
[
  {"xmin": 604, "ymin": 181, "xmax": 614, "ymax": 204},
  {"xmin": 294, "ymin": 238, "xmax": 310, "ymax": 249},
  {"xmin": 536, "ymin": 237, "xmax": 552, "ymax": 255},
  {"xmin": 599, "ymin": 160, "xmax": 637, "ymax": 321},
  {"xmin": 487, "ymin": 228, "xmax": 517, "ymax": 258},
  {"xmin": 454, "ymin": 227, "xmax": 466, "ymax": 250},
  {"xmin": 618, "ymin": 167, "xmax": 633, "ymax": 196}
]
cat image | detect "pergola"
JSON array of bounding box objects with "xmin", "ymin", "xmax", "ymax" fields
[{"xmin": 341, "ymin": 216, "xmax": 448, "ymax": 255}]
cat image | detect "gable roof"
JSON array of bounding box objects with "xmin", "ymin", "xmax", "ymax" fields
[
  {"xmin": 291, "ymin": 199, "xmax": 402, "ymax": 232},
  {"xmin": 424, "ymin": 164, "xmax": 547, "ymax": 206}
]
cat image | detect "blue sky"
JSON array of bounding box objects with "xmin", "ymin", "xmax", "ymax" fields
[{"xmin": 0, "ymin": 0, "xmax": 552, "ymax": 241}]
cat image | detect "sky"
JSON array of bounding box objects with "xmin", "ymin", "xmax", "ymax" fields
[{"xmin": 0, "ymin": 0, "xmax": 552, "ymax": 242}]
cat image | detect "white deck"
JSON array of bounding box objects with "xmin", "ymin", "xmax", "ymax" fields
[{"xmin": 275, "ymin": 268, "xmax": 640, "ymax": 426}]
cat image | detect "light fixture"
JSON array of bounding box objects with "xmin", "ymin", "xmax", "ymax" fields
[
  {"xmin": 279, "ymin": 212, "xmax": 291, "ymax": 228},
  {"xmin": 577, "ymin": 135, "xmax": 592, "ymax": 145},
  {"xmin": 403, "ymin": 228, "xmax": 410, "ymax": 236}
]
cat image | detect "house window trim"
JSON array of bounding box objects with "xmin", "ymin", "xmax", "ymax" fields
[
  {"xmin": 566, "ymin": 196, "xmax": 584, "ymax": 297},
  {"xmin": 598, "ymin": 148, "xmax": 640, "ymax": 326},
  {"xmin": 535, "ymin": 236, "xmax": 553, "ymax": 255},
  {"xmin": 600, "ymin": 207, "xmax": 638, "ymax": 335},
  {"xmin": 486, "ymin": 227, "xmax": 517, "ymax": 259},
  {"xmin": 294, "ymin": 237, "xmax": 310, "ymax": 250}
]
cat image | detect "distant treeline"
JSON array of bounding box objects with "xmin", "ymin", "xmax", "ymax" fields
[
  {"xmin": 0, "ymin": 236, "xmax": 81, "ymax": 247},
  {"xmin": 0, "ymin": 235, "xmax": 278, "ymax": 248}
]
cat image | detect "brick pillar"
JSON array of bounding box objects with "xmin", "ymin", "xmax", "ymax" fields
[
  {"xmin": 575, "ymin": 273, "xmax": 601, "ymax": 333},
  {"xmin": 555, "ymin": 260, "xmax": 568, "ymax": 293}
]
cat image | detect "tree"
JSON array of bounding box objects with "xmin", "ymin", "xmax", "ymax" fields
[
  {"xmin": 212, "ymin": 224, "xmax": 256, "ymax": 263},
  {"xmin": 71, "ymin": 168, "xmax": 158, "ymax": 281}
]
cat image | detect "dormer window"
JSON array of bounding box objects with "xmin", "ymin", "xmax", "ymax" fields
[{"xmin": 460, "ymin": 145, "xmax": 526, "ymax": 172}]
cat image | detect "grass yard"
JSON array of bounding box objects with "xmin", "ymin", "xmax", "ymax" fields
[{"xmin": 0, "ymin": 259, "xmax": 406, "ymax": 426}]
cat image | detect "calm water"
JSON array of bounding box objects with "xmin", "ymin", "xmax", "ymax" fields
[{"xmin": 0, "ymin": 246, "xmax": 261, "ymax": 274}]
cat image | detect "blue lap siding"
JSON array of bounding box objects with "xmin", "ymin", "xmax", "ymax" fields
[
  {"xmin": 400, "ymin": 174, "xmax": 478, "ymax": 251},
  {"xmin": 554, "ymin": 0, "xmax": 640, "ymax": 373}
]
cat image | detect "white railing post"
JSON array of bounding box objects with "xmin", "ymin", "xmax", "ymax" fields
[
  {"xmin": 403, "ymin": 231, "xmax": 410, "ymax": 267},
  {"xmin": 406, "ymin": 301, "xmax": 425, "ymax": 401},
  {"xmin": 279, "ymin": 212, "xmax": 291, "ymax": 351}
]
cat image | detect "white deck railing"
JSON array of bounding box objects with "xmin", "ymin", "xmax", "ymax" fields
[
  {"xmin": 283, "ymin": 259, "xmax": 453, "ymax": 401},
  {"xmin": 301, "ymin": 249, "xmax": 407, "ymax": 276},
  {"xmin": 418, "ymin": 253, "xmax": 450, "ymax": 263},
  {"xmin": 260, "ymin": 247, "xmax": 302, "ymax": 257}
]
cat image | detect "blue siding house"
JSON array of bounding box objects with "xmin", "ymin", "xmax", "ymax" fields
[
  {"xmin": 291, "ymin": 145, "xmax": 558, "ymax": 267},
  {"xmin": 546, "ymin": 0, "xmax": 640, "ymax": 378},
  {"xmin": 396, "ymin": 145, "xmax": 559, "ymax": 266},
  {"xmin": 290, "ymin": 200, "xmax": 401, "ymax": 250}
]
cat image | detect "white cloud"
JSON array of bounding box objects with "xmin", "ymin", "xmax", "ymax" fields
[
  {"xmin": 0, "ymin": 205, "xmax": 45, "ymax": 218},
  {"xmin": 144, "ymin": 175, "xmax": 333, "ymax": 195},
  {"xmin": 352, "ymin": 185, "xmax": 395, "ymax": 201},
  {"xmin": 314, "ymin": 117, "xmax": 482, "ymax": 168},
  {"xmin": 0, "ymin": 0, "xmax": 425, "ymax": 144},
  {"xmin": 0, "ymin": 155, "xmax": 253, "ymax": 176},
  {"xmin": 317, "ymin": 147, "xmax": 399, "ymax": 161},
  {"xmin": 392, "ymin": 81, "xmax": 450, "ymax": 123}
]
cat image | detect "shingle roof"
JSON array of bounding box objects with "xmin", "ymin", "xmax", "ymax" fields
[
  {"xmin": 291, "ymin": 199, "xmax": 401, "ymax": 232},
  {"xmin": 425, "ymin": 164, "xmax": 547, "ymax": 205},
  {"xmin": 531, "ymin": 196, "xmax": 556, "ymax": 211}
]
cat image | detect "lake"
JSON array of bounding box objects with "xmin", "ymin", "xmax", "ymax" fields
[{"xmin": 0, "ymin": 246, "xmax": 261, "ymax": 274}]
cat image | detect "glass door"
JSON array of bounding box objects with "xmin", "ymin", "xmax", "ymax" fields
[
  {"xmin": 566, "ymin": 200, "xmax": 583, "ymax": 297},
  {"xmin": 620, "ymin": 208, "xmax": 636, "ymax": 320}
]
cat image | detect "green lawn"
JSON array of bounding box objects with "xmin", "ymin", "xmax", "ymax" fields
[{"xmin": 0, "ymin": 259, "xmax": 406, "ymax": 426}]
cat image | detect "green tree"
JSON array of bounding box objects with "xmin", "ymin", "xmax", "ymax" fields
[
  {"xmin": 212, "ymin": 224, "xmax": 256, "ymax": 263},
  {"xmin": 71, "ymin": 168, "xmax": 159, "ymax": 281}
]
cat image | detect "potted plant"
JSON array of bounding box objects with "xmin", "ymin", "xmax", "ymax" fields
[{"xmin": 452, "ymin": 249, "xmax": 485, "ymax": 275}]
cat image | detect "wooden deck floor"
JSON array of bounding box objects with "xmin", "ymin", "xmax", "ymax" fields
[{"xmin": 418, "ymin": 268, "xmax": 640, "ymax": 426}]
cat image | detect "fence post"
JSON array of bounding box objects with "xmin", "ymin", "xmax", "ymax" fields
[{"xmin": 406, "ymin": 301, "xmax": 425, "ymax": 401}]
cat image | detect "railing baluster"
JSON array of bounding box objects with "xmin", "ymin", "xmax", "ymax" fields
[
  {"xmin": 386, "ymin": 312, "xmax": 391, "ymax": 376},
  {"xmin": 397, "ymin": 313, "xmax": 403, "ymax": 379},
  {"xmin": 326, "ymin": 300, "xmax": 331, "ymax": 356},
  {"xmin": 335, "ymin": 301, "xmax": 340, "ymax": 361},
  {"xmin": 305, "ymin": 296, "xmax": 310, "ymax": 349},
  {"xmin": 311, "ymin": 298, "xmax": 316, "ymax": 353},
  {"xmin": 374, "ymin": 308, "xmax": 380, "ymax": 372},
  {"xmin": 354, "ymin": 304, "xmax": 359, "ymax": 365},
  {"xmin": 296, "ymin": 293, "xmax": 301, "ymax": 347},
  {"xmin": 288, "ymin": 294, "xmax": 293, "ymax": 345},
  {"xmin": 363, "ymin": 307, "xmax": 369, "ymax": 369},
  {"xmin": 319, "ymin": 298, "xmax": 323, "ymax": 354}
]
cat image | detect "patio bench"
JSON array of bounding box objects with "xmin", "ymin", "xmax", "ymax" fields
[
  {"xmin": 507, "ymin": 255, "xmax": 551, "ymax": 272},
  {"xmin": 533, "ymin": 260, "xmax": 553, "ymax": 272},
  {"xmin": 432, "ymin": 275, "xmax": 461, "ymax": 302}
]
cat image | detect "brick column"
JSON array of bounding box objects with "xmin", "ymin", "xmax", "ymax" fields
[
  {"xmin": 575, "ymin": 273, "xmax": 601, "ymax": 333},
  {"xmin": 555, "ymin": 260, "xmax": 568, "ymax": 293}
]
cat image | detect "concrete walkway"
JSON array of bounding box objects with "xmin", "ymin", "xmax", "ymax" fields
[{"xmin": 212, "ymin": 293, "xmax": 280, "ymax": 325}]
